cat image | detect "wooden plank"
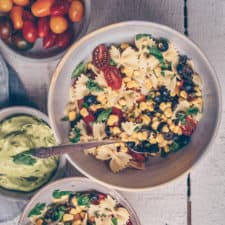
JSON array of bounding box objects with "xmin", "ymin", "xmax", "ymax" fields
[{"xmin": 189, "ymin": 1, "xmax": 225, "ymax": 225}]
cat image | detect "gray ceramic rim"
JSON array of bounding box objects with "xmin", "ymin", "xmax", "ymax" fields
[
  {"xmin": 0, "ymin": 106, "xmax": 66, "ymax": 201},
  {"xmin": 18, "ymin": 177, "xmax": 141, "ymax": 225},
  {"xmin": 48, "ymin": 21, "xmax": 222, "ymax": 192},
  {"xmin": 0, "ymin": 0, "xmax": 91, "ymax": 63}
]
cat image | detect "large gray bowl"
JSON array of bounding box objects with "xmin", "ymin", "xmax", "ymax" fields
[
  {"xmin": 19, "ymin": 177, "xmax": 141, "ymax": 225},
  {"xmin": 0, "ymin": 0, "xmax": 91, "ymax": 62},
  {"xmin": 48, "ymin": 21, "xmax": 222, "ymax": 191},
  {"xmin": 0, "ymin": 106, "xmax": 66, "ymax": 200}
]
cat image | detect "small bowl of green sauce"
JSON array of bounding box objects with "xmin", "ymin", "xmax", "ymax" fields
[{"xmin": 0, "ymin": 106, "xmax": 66, "ymax": 200}]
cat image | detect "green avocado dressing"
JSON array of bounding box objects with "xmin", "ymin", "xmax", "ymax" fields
[{"xmin": 0, "ymin": 115, "xmax": 58, "ymax": 192}]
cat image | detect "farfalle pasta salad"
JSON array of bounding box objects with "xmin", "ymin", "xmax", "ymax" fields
[
  {"xmin": 64, "ymin": 33, "xmax": 203, "ymax": 173},
  {"xmin": 28, "ymin": 190, "xmax": 132, "ymax": 225}
]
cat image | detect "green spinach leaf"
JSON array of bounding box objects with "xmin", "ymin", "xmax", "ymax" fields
[
  {"xmin": 97, "ymin": 108, "xmax": 112, "ymax": 122},
  {"xmin": 77, "ymin": 195, "xmax": 90, "ymax": 207},
  {"xmin": 148, "ymin": 46, "xmax": 165, "ymax": 64},
  {"xmin": 72, "ymin": 62, "xmax": 86, "ymax": 78},
  {"xmin": 109, "ymin": 59, "xmax": 117, "ymax": 66},
  {"xmin": 186, "ymin": 107, "xmax": 199, "ymax": 116},
  {"xmin": 69, "ymin": 127, "xmax": 81, "ymax": 143},
  {"xmin": 12, "ymin": 152, "xmax": 37, "ymax": 166},
  {"xmin": 52, "ymin": 190, "xmax": 73, "ymax": 199},
  {"xmin": 86, "ymin": 79, "xmax": 103, "ymax": 92},
  {"xmin": 135, "ymin": 33, "xmax": 151, "ymax": 40},
  {"xmin": 111, "ymin": 218, "xmax": 118, "ymax": 225},
  {"xmin": 28, "ymin": 203, "xmax": 46, "ymax": 217}
]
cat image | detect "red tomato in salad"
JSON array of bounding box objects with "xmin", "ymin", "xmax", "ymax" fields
[
  {"xmin": 22, "ymin": 21, "xmax": 38, "ymax": 43},
  {"xmin": 104, "ymin": 66, "xmax": 122, "ymax": 90},
  {"xmin": 82, "ymin": 112, "xmax": 95, "ymax": 133},
  {"xmin": 112, "ymin": 107, "xmax": 123, "ymax": 121},
  {"xmin": 181, "ymin": 116, "xmax": 197, "ymax": 136},
  {"xmin": 92, "ymin": 44, "xmax": 110, "ymax": 69}
]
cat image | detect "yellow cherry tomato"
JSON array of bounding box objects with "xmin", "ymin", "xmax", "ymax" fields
[
  {"xmin": 13, "ymin": 0, "xmax": 30, "ymax": 6},
  {"xmin": 0, "ymin": 0, "xmax": 13, "ymax": 12},
  {"xmin": 31, "ymin": 0, "xmax": 54, "ymax": 17},
  {"xmin": 10, "ymin": 6, "xmax": 23, "ymax": 30},
  {"xmin": 69, "ymin": 0, "xmax": 84, "ymax": 22},
  {"xmin": 50, "ymin": 16, "xmax": 68, "ymax": 34}
]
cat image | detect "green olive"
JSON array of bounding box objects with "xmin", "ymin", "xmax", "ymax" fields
[
  {"xmin": 12, "ymin": 32, "xmax": 33, "ymax": 51},
  {"xmin": 0, "ymin": 16, "xmax": 12, "ymax": 40}
]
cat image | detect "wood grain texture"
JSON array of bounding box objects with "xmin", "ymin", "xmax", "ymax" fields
[{"xmin": 188, "ymin": 1, "xmax": 225, "ymax": 225}]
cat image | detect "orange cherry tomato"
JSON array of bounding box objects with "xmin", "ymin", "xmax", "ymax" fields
[
  {"xmin": 31, "ymin": 0, "xmax": 54, "ymax": 17},
  {"xmin": 68, "ymin": 0, "xmax": 84, "ymax": 22},
  {"xmin": 0, "ymin": 0, "xmax": 13, "ymax": 12},
  {"xmin": 13, "ymin": 0, "xmax": 29, "ymax": 6},
  {"xmin": 49, "ymin": 16, "xmax": 68, "ymax": 34},
  {"xmin": 10, "ymin": 6, "xmax": 23, "ymax": 30}
]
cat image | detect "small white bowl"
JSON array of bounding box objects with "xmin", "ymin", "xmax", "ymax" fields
[
  {"xmin": 0, "ymin": 106, "xmax": 66, "ymax": 201},
  {"xmin": 18, "ymin": 177, "xmax": 141, "ymax": 225}
]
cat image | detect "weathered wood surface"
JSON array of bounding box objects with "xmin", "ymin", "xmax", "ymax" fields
[{"xmin": 0, "ymin": 0, "xmax": 225, "ymax": 224}]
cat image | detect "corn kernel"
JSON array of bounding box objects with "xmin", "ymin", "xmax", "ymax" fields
[
  {"xmin": 138, "ymin": 132, "xmax": 148, "ymax": 141},
  {"xmin": 121, "ymin": 67, "xmax": 133, "ymax": 77},
  {"xmin": 141, "ymin": 114, "xmax": 151, "ymax": 125},
  {"xmin": 87, "ymin": 62, "xmax": 92, "ymax": 70},
  {"xmin": 145, "ymin": 79, "xmax": 152, "ymax": 89},
  {"xmin": 80, "ymin": 108, "xmax": 89, "ymax": 117},
  {"xmin": 152, "ymin": 121, "xmax": 160, "ymax": 130},
  {"xmin": 149, "ymin": 136, "xmax": 157, "ymax": 144},
  {"xmin": 68, "ymin": 111, "xmax": 76, "ymax": 121},
  {"xmin": 164, "ymin": 145, "xmax": 170, "ymax": 153},
  {"xmin": 162, "ymin": 125, "xmax": 169, "ymax": 133},
  {"xmin": 63, "ymin": 214, "xmax": 74, "ymax": 222},
  {"xmin": 120, "ymin": 42, "xmax": 130, "ymax": 49},
  {"xmin": 89, "ymin": 104, "xmax": 102, "ymax": 112},
  {"xmin": 169, "ymin": 123, "xmax": 176, "ymax": 131},
  {"xmin": 71, "ymin": 197, "xmax": 77, "ymax": 206},
  {"xmin": 173, "ymin": 126, "xmax": 182, "ymax": 135},
  {"xmin": 147, "ymin": 103, "xmax": 154, "ymax": 111},
  {"xmin": 127, "ymin": 80, "xmax": 139, "ymax": 89},
  {"xmin": 156, "ymin": 134, "xmax": 164, "ymax": 143},
  {"xmin": 131, "ymin": 132, "xmax": 138, "ymax": 139},
  {"xmin": 139, "ymin": 102, "xmax": 148, "ymax": 111},
  {"xmin": 107, "ymin": 115, "xmax": 119, "ymax": 126},
  {"xmin": 97, "ymin": 94, "xmax": 107, "ymax": 104},
  {"xmin": 110, "ymin": 126, "xmax": 121, "ymax": 135},
  {"xmin": 164, "ymin": 108, "xmax": 173, "ymax": 118},
  {"xmin": 180, "ymin": 90, "xmax": 188, "ymax": 99},
  {"xmin": 120, "ymin": 146, "xmax": 128, "ymax": 153},
  {"xmin": 159, "ymin": 102, "xmax": 167, "ymax": 111},
  {"xmin": 155, "ymin": 112, "xmax": 161, "ymax": 117}
]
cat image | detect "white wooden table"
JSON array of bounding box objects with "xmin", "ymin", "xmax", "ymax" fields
[{"xmin": 1, "ymin": 0, "xmax": 225, "ymax": 224}]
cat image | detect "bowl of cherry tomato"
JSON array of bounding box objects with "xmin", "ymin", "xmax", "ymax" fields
[{"xmin": 0, "ymin": 0, "xmax": 91, "ymax": 60}]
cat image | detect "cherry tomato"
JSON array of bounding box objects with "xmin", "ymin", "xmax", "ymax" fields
[
  {"xmin": 31, "ymin": 0, "xmax": 54, "ymax": 17},
  {"xmin": 50, "ymin": 0, "xmax": 70, "ymax": 16},
  {"xmin": 49, "ymin": 16, "xmax": 68, "ymax": 34},
  {"xmin": 104, "ymin": 66, "xmax": 122, "ymax": 90},
  {"xmin": 13, "ymin": 0, "xmax": 29, "ymax": 6},
  {"xmin": 23, "ymin": 10, "xmax": 35, "ymax": 22},
  {"xmin": 55, "ymin": 30, "xmax": 72, "ymax": 48},
  {"xmin": 12, "ymin": 32, "xmax": 33, "ymax": 51},
  {"xmin": 83, "ymin": 112, "xmax": 94, "ymax": 134},
  {"xmin": 68, "ymin": 0, "xmax": 84, "ymax": 22},
  {"xmin": 181, "ymin": 116, "xmax": 197, "ymax": 136},
  {"xmin": 10, "ymin": 6, "xmax": 23, "ymax": 30},
  {"xmin": 137, "ymin": 94, "xmax": 146, "ymax": 102},
  {"xmin": 112, "ymin": 107, "xmax": 123, "ymax": 122},
  {"xmin": 37, "ymin": 17, "xmax": 49, "ymax": 38},
  {"xmin": 22, "ymin": 20, "xmax": 38, "ymax": 43},
  {"xmin": 77, "ymin": 99, "xmax": 84, "ymax": 109},
  {"xmin": 130, "ymin": 152, "xmax": 146, "ymax": 162},
  {"xmin": 98, "ymin": 193, "xmax": 106, "ymax": 200},
  {"xmin": 0, "ymin": 0, "xmax": 13, "ymax": 12},
  {"xmin": 92, "ymin": 44, "xmax": 109, "ymax": 69},
  {"xmin": 0, "ymin": 16, "xmax": 12, "ymax": 40},
  {"xmin": 43, "ymin": 31, "xmax": 56, "ymax": 48}
]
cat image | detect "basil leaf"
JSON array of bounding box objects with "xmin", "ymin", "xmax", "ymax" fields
[
  {"xmin": 52, "ymin": 206, "xmax": 65, "ymax": 221},
  {"xmin": 52, "ymin": 190, "xmax": 73, "ymax": 199},
  {"xmin": 72, "ymin": 62, "xmax": 86, "ymax": 78},
  {"xmin": 134, "ymin": 125, "xmax": 142, "ymax": 132},
  {"xmin": 69, "ymin": 127, "xmax": 81, "ymax": 143},
  {"xmin": 111, "ymin": 218, "xmax": 118, "ymax": 225},
  {"xmin": 169, "ymin": 142, "xmax": 180, "ymax": 153},
  {"xmin": 12, "ymin": 151, "xmax": 37, "ymax": 166},
  {"xmin": 77, "ymin": 195, "xmax": 90, "ymax": 206},
  {"xmin": 86, "ymin": 79, "xmax": 103, "ymax": 92},
  {"xmin": 109, "ymin": 59, "xmax": 117, "ymax": 66},
  {"xmin": 28, "ymin": 203, "xmax": 46, "ymax": 217},
  {"xmin": 146, "ymin": 94, "xmax": 153, "ymax": 101},
  {"xmin": 148, "ymin": 46, "xmax": 165, "ymax": 64},
  {"xmin": 97, "ymin": 108, "xmax": 112, "ymax": 122},
  {"xmin": 135, "ymin": 33, "xmax": 151, "ymax": 40},
  {"xmin": 186, "ymin": 107, "xmax": 199, "ymax": 116}
]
